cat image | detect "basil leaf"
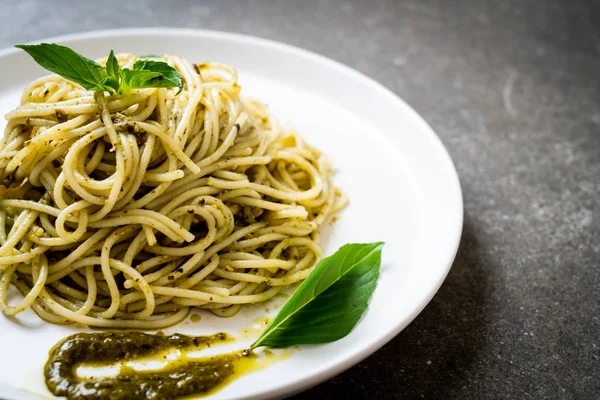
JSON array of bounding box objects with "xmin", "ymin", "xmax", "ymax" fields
[
  {"xmin": 251, "ymin": 242, "xmax": 384, "ymax": 349},
  {"xmin": 105, "ymin": 50, "xmax": 120, "ymax": 82},
  {"xmin": 119, "ymin": 68, "xmax": 167, "ymax": 92},
  {"xmin": 133, "ymin": 59, "xmax": 183, "ymax": 92},
  {"xmin": 15, "ymin": 43, "xmax": 108, "ymax": 92},
  {"xmin": 100, "ymin": 76, "xmax": 119, "ymax": 95},
  {"xmin": 100, "ymin": 51, "xmax": 120, "ymax": 95}
]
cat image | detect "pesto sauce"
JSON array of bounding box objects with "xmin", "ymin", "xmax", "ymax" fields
[{"xmin": 45, "ymin": 332, "xmax": 247, "ymax": 400}]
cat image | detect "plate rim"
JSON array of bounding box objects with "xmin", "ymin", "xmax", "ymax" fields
[{"xmin": 0, "ymin": 28, "xmax": 463, "ymax": 400}]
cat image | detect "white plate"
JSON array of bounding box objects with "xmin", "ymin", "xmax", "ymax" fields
[{"xmin": 0, "ymin": 29, "xmax": 462, "ymax": 400}]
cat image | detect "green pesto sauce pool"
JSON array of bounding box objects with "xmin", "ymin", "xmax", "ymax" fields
[{"xmin": 44, "ymin": 331, "xmax": 250, "ymax": 400}]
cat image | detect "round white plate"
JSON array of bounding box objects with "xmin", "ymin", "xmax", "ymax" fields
[{"xmin": 0, "ymin": 29, "xmax": 462, "ymax": 400}]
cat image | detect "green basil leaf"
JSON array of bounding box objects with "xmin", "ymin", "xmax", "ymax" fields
[
  {"xmin": 133, "ymin": 59, "xmax": 183, "ymax": 92},
  {"xmin": 105, "ymin": 50, "xmax": 120, "ymax": 82},
  {"xmin": 119, "ymin": 68, "xmax": 167, "ymax": 93},
  {"xmin": 251, "ymin": 242, "xmax": 384, "ymax": 349},
  {"xmin": 15, "ymin": 43, "xmax": 108, "ymax": 92},
  {"xmin": 100, "ymin": 76, "xmax": 119, "ymax": 95}
]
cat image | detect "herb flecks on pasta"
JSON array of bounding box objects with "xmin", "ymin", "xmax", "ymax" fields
[{"xmin": 0, "ymin": 52, "xmax": 346, "ymax": 328}]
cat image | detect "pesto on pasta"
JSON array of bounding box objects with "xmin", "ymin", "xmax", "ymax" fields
[{"xmin": 0, "ymin": 53, "xmax": 346, "ymax": 329}]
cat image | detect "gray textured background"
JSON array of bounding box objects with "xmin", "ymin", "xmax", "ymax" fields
[{"xmin": 1, "ymin": 0, "xmax": 599, "ymax": 399}]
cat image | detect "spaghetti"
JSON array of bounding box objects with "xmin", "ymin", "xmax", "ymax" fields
[{"xmin": 0, "ymin": 54, "xmax": 346, "ymax": 328}]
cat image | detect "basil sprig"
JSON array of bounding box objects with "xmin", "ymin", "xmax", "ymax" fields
[
  {"xmin": 15, "ymin": 43, "xmax": 183, "ymax": 94},
  {"xmin": 251, "ymin": 242, "xmax": 384, "ymax": 349}
]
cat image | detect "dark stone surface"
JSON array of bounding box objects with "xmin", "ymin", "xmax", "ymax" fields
[{"xmin": 1, "ymin": 0, "xmax": 598, "ymax": 398}]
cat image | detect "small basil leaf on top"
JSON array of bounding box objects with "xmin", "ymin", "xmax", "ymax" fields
[
  {"xmin": 133, "ymin": 59, "xmax": 183, "ymax": 92},
  {"xmin": 119, "ymin": 69, "xmax": 165, "ymax": 93},
  {"xmin": 251, "ymin": 242, "xmax": 384, "ymax": 349},
  {"xmin": 15, "ymin": 43, "xmax": 108, "ymax": 92},
  {"xmin": 105, "ymin": 50, "xmax": 121, "ymax": 82},
  {"xmin": 99, "ymin": 76, "xmax": 119, "ymax": 95},
  {"xmin": 100, "ymin": 51, "xmax": 121, "ymax": 95}
]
